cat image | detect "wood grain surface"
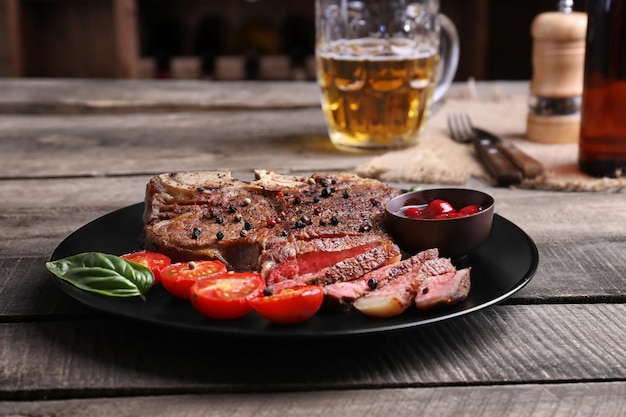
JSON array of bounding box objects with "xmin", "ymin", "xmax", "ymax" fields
[
  {"xmin": 1, "ymin": 80, "xmax": 625, "ymax": 416},
  {"xmin": 2, "ymin": 383, "xmax": 626, "ymax": 417},
  {"xmin": 2, "ymin": 303, "xmax": 626, "ymax": 396}
]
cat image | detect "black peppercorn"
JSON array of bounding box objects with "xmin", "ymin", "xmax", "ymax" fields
[
  {"xmin": 263, "ymin": 287, "xmax": 274, "ymax": 296},
  {"xmin": 215, "ymin": 215, "xmax": 224, "ymax": 224},
  {"xmin": 244, "ymin": 221, "xmax": 252, "ymax": 230},
  {"xmin": 295, "ymin": 219, "xmax": 306, "ymax": 228},
  {"xmin": 367, "ymin": 278, "xmax": 378, "ymax": 290},
  {"xmin": 229, "ymin": 204, "xmax": 237, "ymax": 213},
  {"xmin": 313, "ymin": 195, "xmax": 320, "ymax": 203},
  {"xmin": 321, "ymin": 187, "xmax": 332, "ymax": 198},
  {"xmin": 216, "ymin": 231, "xmax": 224, "ymax": 240},
  {"xmin": 330, "ymin": 216, "xmax": 339, "ymax": 225},
  {"xmin": 281, "ymin": 230, "xmax": 289, "ymax": 237},
  {"xmin": 191, "ymin": 227, "xmax": 202, "ymax": 239}
]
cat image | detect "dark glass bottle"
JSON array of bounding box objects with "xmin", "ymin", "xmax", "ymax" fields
[{"xmin": 578, "ymin": 0, "xmax": 626, "ymax": 177}]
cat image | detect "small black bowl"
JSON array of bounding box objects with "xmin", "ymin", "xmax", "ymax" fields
[{"xmin": 385, "ymin": 188, "xmax": 495, "ymax": 260}]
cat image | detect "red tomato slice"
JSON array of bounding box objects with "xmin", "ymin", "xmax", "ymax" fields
[
  {"xmin": 249, "ymin": 285, "xmax": 324, "ymax": 324},
  {"xmin": 121, "ymin": 250, "xmax": 171, "ymax": 284},
  {"xmin": 190, "ymin": 272, "xmax": 265, "ymax": 320},
  {"xmin": 160, "ymin": 260, "xmax": 227, "ymax": 299}
]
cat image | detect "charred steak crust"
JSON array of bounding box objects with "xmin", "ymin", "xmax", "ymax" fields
[{"xmin": 142, "ymin": 170, "xmax": 402, "ymax": 283}]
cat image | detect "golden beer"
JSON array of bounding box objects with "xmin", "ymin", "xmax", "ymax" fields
[{"xmin": 317, "ymin": 39, "xmax": 439, "ymax": 151}]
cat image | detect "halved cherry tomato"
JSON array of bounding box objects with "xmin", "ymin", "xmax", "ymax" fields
[
  {"xmin": 423, "ymin": 199, "xmax": 455, "ymax": 218},
  {"xmin": 249, "ymin": 285, "xmax": 324, "ymax": 324},
  {"xmin": 160, "ymin": 260, "xmax": 227, "ymax": 299},
  {"xmin": 459, "ymin": 204, "xmax": 481, "ymax": 215},
  {"xmin": 190, "ymin": 272, "xmax": 265, "ymax": 320},
  {"xmin": 403, "ymin": 206, "xmax": 423, "ymax": 218},
  {"xmin": 121, "ymin": 250, "xmax": 171, "ymax": 284}
]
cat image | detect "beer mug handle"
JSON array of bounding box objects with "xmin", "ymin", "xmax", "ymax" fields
[{"xmin": 433, "ymin": 14, "xmax": 460, "ymax": 103}]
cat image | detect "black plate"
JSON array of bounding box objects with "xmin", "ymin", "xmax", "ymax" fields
[{"xmin": 50, "ymin": 203, "xmax": 538, "ymax": 338}]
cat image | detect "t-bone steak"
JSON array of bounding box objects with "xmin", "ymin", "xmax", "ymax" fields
[{"xmin": 142, "ymin": 170, "xmax": 403, "ymax": 287}]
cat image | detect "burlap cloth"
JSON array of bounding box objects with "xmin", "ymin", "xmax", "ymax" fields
[{"xmin": 355, "ymin": 87, "xmax": 626, "ymax": 192}]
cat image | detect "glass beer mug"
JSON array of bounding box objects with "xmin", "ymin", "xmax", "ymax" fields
[{"xmin": 316, "ymin": 0, "xmax": 459, "ymax": 151}]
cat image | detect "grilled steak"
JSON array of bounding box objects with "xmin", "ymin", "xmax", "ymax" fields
[
  {"xmin": 142, "ymin": 170, "xmax": 402, "ymax": 285},
  {"xmin": 323, "ymin": 248, "xmax": 440, "ymax": 311}
]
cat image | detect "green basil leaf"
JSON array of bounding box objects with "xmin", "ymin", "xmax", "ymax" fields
[{"xmin": 46, "ymin": 252, "xmax": 154, "ymax": 299}]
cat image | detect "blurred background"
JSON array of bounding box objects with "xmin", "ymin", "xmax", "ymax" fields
[{"xmin": 0, "ymin": 0, "xmax": 585, "ymax": 81}]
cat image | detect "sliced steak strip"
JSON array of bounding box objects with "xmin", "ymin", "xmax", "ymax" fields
[
  {"xmin": 415, "ymin": 268, "xmax": 471, "ymax": 311},
  {"xmin": 323, "ymin": 248, "xmax": 439, "ymax": 311},
  {"xmin": 261, "ymin": 233, "xmax": 390, "ymax": 284},
  {"xmin": 271, "ymin": 239, "xmax": 401, "ymax": 291},
  {"xmin": 352, "ymin": 257, "xmax": 457, "ymax": 318}
]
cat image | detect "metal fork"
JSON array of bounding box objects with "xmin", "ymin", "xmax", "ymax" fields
[
  {"xmin": 447, "ymin": 113, "xmax": 478, "ymax": 144},
  {"xmin": 447, "ymin": 113, "xmax": 543, "ymax": 185}
]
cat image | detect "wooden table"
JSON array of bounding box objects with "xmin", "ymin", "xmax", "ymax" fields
[{"xmin": 2, "ymin": 79, "xmax": 626, "ymax": 416}]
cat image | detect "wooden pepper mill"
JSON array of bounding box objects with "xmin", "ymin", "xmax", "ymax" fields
[{"xmin": 527, "ymin": 0, "xmax": 588, "ymax": 143}]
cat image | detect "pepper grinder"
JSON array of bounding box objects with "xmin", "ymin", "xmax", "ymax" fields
[{"xmin": 526, "ymin": 0, "xmax": 587, "ymax": 143}]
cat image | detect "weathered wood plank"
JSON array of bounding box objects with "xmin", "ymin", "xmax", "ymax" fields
[
  {"xmin": 2, "ymin": 382, "xmax": 626, "ymax": 417},
  {"xmin": 1, "ymin": 304, "xmax": 626, "ymax": 399},
  {"xmin": 0, "ymin": 108, "xmax": 381, "ymax": 178},
  {"xmin": 0, "ymin": 80, "xmax": 322, "ymax": 114},
  {"xmin": 0, "ymin": 79, "xmax": 528, "ymax": 114},
  {"xmin": 0, "ymin": 176, "xmax": 154, "ymax": 210},
  {"xmin": 0, "ymin": 257, "xmax": 93, "ymax": 318},
  {"xmin": 0, "ymin": 83, "xmax": 532, "ymax": 179}
]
